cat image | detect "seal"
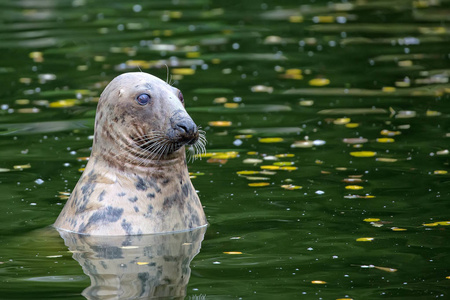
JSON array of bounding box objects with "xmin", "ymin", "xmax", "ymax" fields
[{"xmin": 54, "ymin": 72, "xmax": 207, "ymax": 235}]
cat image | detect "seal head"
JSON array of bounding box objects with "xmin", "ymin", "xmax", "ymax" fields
[{"xmin": 54, "ymin": 72, "xmax": 207, "ymax": 235}]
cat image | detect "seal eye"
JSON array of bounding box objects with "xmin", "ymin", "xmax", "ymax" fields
[
  {"xmin": 136, "ymin": 94, "xmax": 151, "ymax": 106},
  {"xmin": 178, "ymin": 91, "xmax": 184, "ymax": 104}
]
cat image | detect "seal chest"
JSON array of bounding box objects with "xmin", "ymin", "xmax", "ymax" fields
[{"xmin": 54, "ymin": 72, "xmax": 207, "ymax": 235}]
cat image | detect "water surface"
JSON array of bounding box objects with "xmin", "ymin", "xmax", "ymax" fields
[{"xmin": 1, "ymin": 0, "xmax": 450, "ymax": 299}]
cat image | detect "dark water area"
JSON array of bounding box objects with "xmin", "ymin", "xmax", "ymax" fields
[{"xmin": 1, "ymin": 0, "xmax": 450, "ymax": 299}]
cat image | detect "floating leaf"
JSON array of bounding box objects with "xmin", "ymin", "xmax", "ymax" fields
[
  {"xmin": 171, "ymin": 68, "xmax": 195, "ymax": 75},
  {"xmin": 350, "ymin": 151, "xmax": 376, "ymax": 157},
  {"xmin": 436, "ymin": 149, "xmax": 449, "ymax": 155},
  {"xmin": 207, "ymin": 158, "xmax": 228, "ymax": 164},
  {"xmin": 313, "ymin": 15, "xmax": 334, "ymax": 23},
  {"xmin": 213, "ymin": 97, "xmax": 227, "ymax": 104},
  {"xmin": 276, "ymin": 153, "xmax": 295, "ymax": 158},
  {"xmin": 311, "ymin": 280, "xmax": 327, "ymax": 284},
  {"xmin": 364, "ymin": 218, "xmax": 380, "ymax": 222},
  {"xmin": 14, "ymin": 164, "xmax": 31, "ymax": 170},
  {"xmin": 49, "ymin": 99, "xmax": 79, "ymax": 108},
  {"xmin": 382, "ymin": 86, "xmax": 396, "ymax": 92},
  {"xmin": 345, "ymin": 195, "xmax": 375, "ymax": 199},
  {"xmin": 391, "ymin": 227, "xmax": 407, "ymax": 231},
  {"xmin": 248, "ymin": 182, "xmax": 270, "ymax": 187},
  {"xmin": 260, "ymin": 165, "xmax": 280, "ymax": 170},
  {"xmin": 396, "ymin": 110, "xmax": 416, "ymax": 119},
  {"xmin": 309, "ymin": 78, "xmax": 330, "ymax": 86},
  {"xmin": 280, "ymin": 166, "xmax": 298, "ymax": 171},
  {"xmin": 289, "ymin": 15, "xmax": 304, "ymax": 23},
  {"xmin": 426, "ymin": 110, "xmax": 442, "ymax": 117},
  {"xmin": 380, "ymin": 130, "xmax": 401, "ymax": 136},
  {"xmin": 273, "ymin": 162, "xmax": 294, "ymax": 166},
  {"xmin": 376, "ymin": 138, "xmax": 395, "ymax": 143},
  {"xmin": 208, "ymin": 121, "xmax": 232, "ymax": 127},
  {"xmin": 376, "ymin": 158, "xmax": 398, "ymax": 162},
  {"xmin": 237, "ymin": 170, "xmax": 260, "ymax": 175},
  {"xmin": 333, "ymin": 118, "xmax": 351, "ymax": 125},
  {"xmin": 251, "ymin": 85, "xmax": 273, "ymax": 93},
  {"xmin": 343, "ymin": 138, "xmax": 368, "ymax": 144},
  {"xmin": 345, "ymin": 123, "xmax": 360, "ymax": 128},
  {"xmin": 223, "ymin": 251, "xmax": 243, "ymax": 255},
  {"xmin": 259, "ymin": 137, "xmax": 284, "ymax": 143},
  {"xmin": 346, "ymin": 185, "xmax": 364, "ymax": 190},
  {"xmin": 224, "ymin": 103, "xmax": 239, "ymax": 108},
  {"xmin": 299, "ymin": 100, "xmax": 314, "ymax": 106},
  {"xmin": 291, "ymin": 140, "xmax": 314, "ymax": 148},
  {"xmin": 281, "ymin": 184, "xmax": 302, "ymax": 190},
  {"xmin": 137, "ymin": 262, "xmax": 150, "ymax": 265},
  {"xmin": 434, "ymin": 170, "xmax": 448, "ymax": 175},
  {"xmin": 356, "ymin": 237, "xmax": 374, "ymax": 242},
  {"xmin": 242, "ymin": 158, "xmax": 263, "ymax": 164}
]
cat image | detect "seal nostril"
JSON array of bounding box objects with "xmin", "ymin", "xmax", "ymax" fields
[{"xmin": 176, "ymin": 121, "xmax": 196, "ymax": 135}]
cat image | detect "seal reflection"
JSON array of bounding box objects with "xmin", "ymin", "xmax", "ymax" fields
[{"xmin": 58, "ymin": 227, "xmax": 206, "ymax": 300}]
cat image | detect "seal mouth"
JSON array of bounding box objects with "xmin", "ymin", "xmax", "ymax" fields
[{"xmin": 131, "ymin": 129, "xmax": 206, "ymax": 161}]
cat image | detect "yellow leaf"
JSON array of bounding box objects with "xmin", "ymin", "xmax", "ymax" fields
[
  {"xmin": 260, "ymin": 165, "xmax": 280, "ymax": 170},
  {"xmin": 346, "ymin": 185, "xmax": 364, "ymax": 190},
  {"xmin": 345, "ymin": 123, "xmax": 359, "ymax": 128},
  {"xmin": 281, "ymin": 184, "xmax": 302, "ymax": 190},
  {"xmin": 275, "ymin": 153, "xmax": 295, "ymax": 158},
  {"xmin": 311, "ymin": 280, "xmax": 327, "ymax": 284},
  {"xmin": 374, "ymin": 266, "xmax": 397, "ymax": 272},
  {"xmin": 350, "ymin": 151, "xmax": 377, "ymax": 157},
  {"xmin": 285, "ymin": 68, "xmax": 302, "ymax": 75},
  {"xmin": 426, "ymin": 110, "xmax": 442, "ymax": 117},
  {"xmin": 224, "ymin": 103, "xmax": 239, "ymax": 108},
  {"xmin": 334, "ymin": 118, "xmax": 351, "ymax": 125},
  {"xmin": 237, "ymin": 171, "xmax": 260, "ymax": 175},
  {"xmin": 376, "ymin": 138, "xmax": 395, "ymax": 143},
  {"xmin": 49, "ymin": 99, "xmax": 79, "ymax": 108},
  {"xmin": 356, "ymin": 237, "xmax": 374, "ymax": 242},
  {"xmin": 289, "ymin": 15, "xmax": 304, "ymax": 23},
  {"xmin": 186, "ymin": 52, "xmax": 200, "ymax": 58},
  {"xmin": 434, "ymin": 170, "xmax": 448, "ymax": 175},
  {"xmin": 435, "ymin": 221, "xmax": 450, "ymax": 226},
  {"xmin": 380, "ymin": 130, "xmax": 401, "ymax": 136},
  {"xmin": 382, "ymin": 86, "xmax": 396, "ymax": 92},
  {"xmin": 280, "ymin": 166, "xmax": 298, "ymax": 171},
  {"xmin": 422, "ymin": 222, "xmax": 438, "ymax": 227},
  {"xmin": 248, "ymin": 182, "xmax": 270, "ymax": 187},
  {"xmin": 309, "ymin": 78, "xmax": 330, "ymax": 86},
  {"xmin": 223, "ymin": 251, "xmax": 242, "ymax": 254},
  {"xmin": 391, "ymin": 227, "xmax": 407, "ymax": 231},
  {"xmin": 137, "ymin": 262, "xmax": 150, "ymax": 265},
  {"xmin": 273, "ymin": 162, "xmax": 294, "ymax": 166},
  {"xmin": 259, "ymin": 137, "xmax": 284, "ymax": 143},
  {"xmin": 363, "ymin": 218, "xmax": 380, "ymax": 222},
  {"xmin": 171, "ymin": 68, "xmax": 195, "ymax": 75},
  {"xmin": 314, "ymin": 15, "xmax": 334, "ymax": 23},
  {"xmin": 14, "ymin": 164, "xmax": 31, "ymax": 170},
  {"xmin": 208, "ymin": 121, "xmax": 232, "ymax": 127}
]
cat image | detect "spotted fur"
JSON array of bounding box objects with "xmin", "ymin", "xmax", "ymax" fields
[{"xmin": 54, "ymin": 72, "xmax": 207, "ymax": 235}]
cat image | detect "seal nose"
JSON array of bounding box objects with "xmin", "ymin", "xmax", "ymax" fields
[
  {"xmin": 174, "ymin": 120, "xmax": 199, "ymax": 144},
  {"xmin": 175, "ymin": 121, "xmax": 196, "ymax": 136}
]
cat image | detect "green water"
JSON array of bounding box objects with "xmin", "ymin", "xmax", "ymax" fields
[{"xmin": 1, "ymin": 0, "xmax": 450, "ymax": 299}]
